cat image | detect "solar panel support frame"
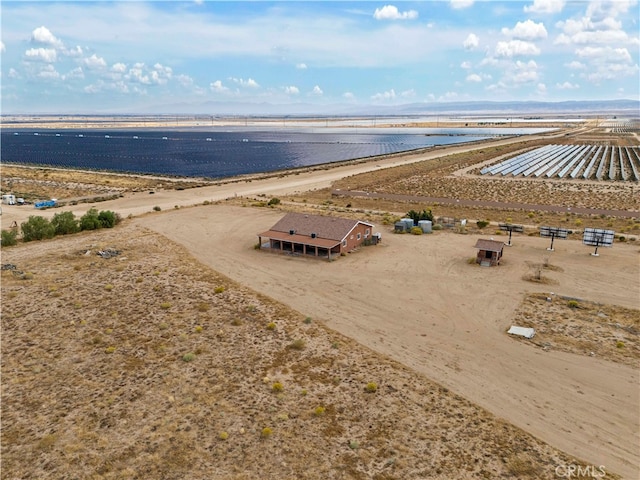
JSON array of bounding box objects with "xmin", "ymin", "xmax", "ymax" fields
[
  {"xmin": 582, "ymin": 228, "xmax": 615, "ymax": 256},
  {"xmin": 498, "ymin": 223, "xmax": 524, "ymax": 246},
  {"xmin": 539, "ymin": 226, "xmax": 569, "ymax": 251}
]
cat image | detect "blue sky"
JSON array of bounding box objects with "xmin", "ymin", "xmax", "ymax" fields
[{"xmin": 1, "ymin": 0, "xmax": 638, "ymax": 113}]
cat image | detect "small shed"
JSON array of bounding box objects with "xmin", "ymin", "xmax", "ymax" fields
[{"xmin": 474, "ymin": 239, "xmax": 504, "ymax": 266}]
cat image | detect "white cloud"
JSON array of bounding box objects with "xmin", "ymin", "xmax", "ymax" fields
[
  {"xmin": 501, "ymin": 20, "xmax": 548, "ymax": 40},
  {"xmin": 65, "ymin": 46, "xmax": 84, "ymax": 57},
  {"xmin": 66, "ymin": 67, "xmax": 84, "ymax": 80},
  {"xmin": 556, "ymin": 81, "xmax": 579, "ymax": 90},
  {"xmin": 450, "ymin": 0, "xmax": 474, "ymax": 10},
  {"xmin": 373, "ymin": 5, "xmax": 418, "ymax": 20},
  {"xmin": 284, "ymin": 86, "xmax": 299, "ymax": 95},
  {"xmin": 460, "ymin": 61, "xmax": 472, "ymax": 69},
  {"xmin": 576, "ymin": 46, "xmax": 632, "ymax": 63},
  {"xmin": 440, "ymin": 91, "xmax": 459, "ymax": 100},
  {"xmin": 466, "ymin": 73, "xmax": 482, "ymax": 82},
  {"xmin": 343, "ymin": 92, "xmax": 355, "ymax": 100},
  {"xmin": 31, "ymin": 26, "xmax": 63, "ymax": 48},
  {"xmin": 510, "ymin": 60, "xmax": 540, "ymax": 84},
  {"xmin": 177, "ymin": 74, "xmax": 194, "ymax": 87},
  {"xmin": 495, "ymin": 40, "xmax": 541, "ymax": 57},
  {"xmin": 0, "ymin": 41, "xmax": 5, "ymax": 53},
  {"xmin": 400, "ymin": 89, "xmax": 416, "ymax": 98},
  {"xmin": 210, "ymin": 80, "xmax": 229, "ymax": 93},
  {"xmin": 83, "ymin": 54, "xmax": 107, "ymax": 69},
  {"xmin": 25, "ymin": 47, "xmax": 57, "ymax": 63},
  {"xmin": 371, "ymin": 89, "xmax": 396, "ymax": 101},
  {"xmin": 312, "ymin": 85, "xmax": 323, "ymax": 95},
  {"xmin": 463, "ymin": 33, "xmax": 479, "ymax": 50},
  {"xmin": 296, "ymin": 63, "xmax": 307, "ymax": 70},
  {"xmin": 8, "ymin": 68, "xmax": 20, "ymax": 79},
  {"xmin": 230, "ymin": 77, "xmax": 260, "ymax": 88},
  {"xmin": 111, "ymin": 63, "xmax": 127, "ymax": 73},
  {"xmin": 524, "ymin": 0, "xmax": 565, "ymax": 14},
  {"xmin": 565, "ymin": 60, "xmax": 586, "ymax": 69},
  {"xmin": 36, "ymin": 64, "xmax": 60, "ymax": 80}
]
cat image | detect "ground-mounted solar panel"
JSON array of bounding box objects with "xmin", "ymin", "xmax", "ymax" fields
[
  {"xmin": 619, "ymin": 147, "xmax": 627, "ymax": 181},
  {"xmin": 628, "ymin": 147, "xmax": 640, "ymax": 181},
  {"xmin": 608, "ymin": 147, "xmax": 617, "ymax": 180},
  {"xmin": 582, "ymin": 145, "xmax": 602, "ymax": 179},
  {"xmin": 499, "ymin": 223, "xmax": 524, "ymax": 246},
  {"xmin": 540, "ymin": 226, "xmax": 569, "ymax": 251},
  {"xmin": 582, "ymin": 227, "xmax": 615, "ymax": 256},
  {"xmin": 595, "ymin": 146, "xmax": 608, "ymax": 180}
]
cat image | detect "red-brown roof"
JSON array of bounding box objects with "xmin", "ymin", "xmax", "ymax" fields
[
  {"xmin": 259, "ymin": 212, "xmax": 373, "ymax": 244},
  {"xmin": 474, "ymin": 239, "xmax": 505, "ymax": 252}
]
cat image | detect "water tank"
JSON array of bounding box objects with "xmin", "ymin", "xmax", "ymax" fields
[
  {"xmin": 401, "ymin": 218, "xmax": 414, "ymax": 231},
  {"xmin": 418, "ymin": 220, "xmax": 432, "ymax": 233}
]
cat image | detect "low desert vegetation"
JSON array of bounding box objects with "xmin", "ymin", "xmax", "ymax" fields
[
  {"xmin": 0, "ymin": 224, "xmax": 599, "ymax": 479},
  {"xmin": 511, "ymin": 293, "xmax": 639, "ymax": 367}
]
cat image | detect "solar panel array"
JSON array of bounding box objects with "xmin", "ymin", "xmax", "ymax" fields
[
  {"xmin": 582, "ymin": 228, "xmax": 615, "ymax": 247},
  {"xmin": 480, "ymin": 144, "xmax": 640, "ymax": 181}
]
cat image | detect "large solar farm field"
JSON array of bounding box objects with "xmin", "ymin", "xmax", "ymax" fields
[{"xmin": 480, "ymin": 144, "xmax": 640, "ymax": 181}]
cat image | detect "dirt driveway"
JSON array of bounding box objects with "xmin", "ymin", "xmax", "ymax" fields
[{"xmin": 138, "ymin": 204, "xmax": 639, "ymax": 479}]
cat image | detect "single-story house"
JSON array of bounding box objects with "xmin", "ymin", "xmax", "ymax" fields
[
  {"xmin": 474, "ymin": 239, "xmax": 505, "ymax": 266},
  {"xmin": 258, "ymin": 212, "xmax": 376, "ymax": 260}
]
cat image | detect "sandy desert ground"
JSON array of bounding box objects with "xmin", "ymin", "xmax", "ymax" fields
[
  {"xmin": 2, "ymin": 124, "xmax": 639, "ymax": 478},
  {"xmin": 136, "ymin": 204, "xmax": 639, "ymax": 479}
]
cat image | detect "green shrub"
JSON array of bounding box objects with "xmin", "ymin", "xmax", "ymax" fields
[
  {"xmin": 214, "ymin": 286, "xmax": 225, "ymax": 294},
  {"xmin": 98, "ymin": 210, "xmax": 117, "ymax": 228},
  {"xmin": 219, "ymin": 431, "xmax": 229, "ymax": 440},
  {"xmin": 272, "ymin": 382, "xmax": 284, "ymax": 392},
  {"xmin": 153, "ymin": 206, "xmax": 162, "ymax": 212},
  {"xmin": 266, "ymin": 322, "xmax": 276, "ymax": 330},
  {"xmin": 314, "ymin": 406, "xmax": 326, "ymax": 416},
  {"xmin": 432, "ymin": 224, "xmax": 443, "ymax": 231},
  {"xmin": 365, "ymin": 382, "xmax": 378, "ymax": 393},
  {"xmin": 476, "ymin": 220, "xmax": 489, "ymax": 229},
  {"xmin": 267, "ymin": 197, "xmax": 281, "ymax": 206},
  {"xmin": 288, "ymin": 339, "xmax": 306, "ymax": 350},
  {"xmin": 303, "ymin": 316, "xmax": 312, "ymax": 324},
  {"xmin": 410, "ymin": 226, "xmax": 423, "ymax": 235},
  {"xmin": 21, "ymin": 216, "xmax": 55, "ymax": 242},
  {"xmin": 567, "ymin": 300, "xmax": 579, "ymax": 308},
  {"xmin": 616, "ymin": 340, "xmax": 625, "ymax": 349},
  {"xmin": 261, "ymin": 427, "xmax": 273, "ymax": 438},
  {"xmin": 1, "ymin": 229, "xmax": 18, "ymax": 246},
  {"xmin": 182, "ymin": 352, "xmax": 196, "ymax": 362},
  {"xmin": 80, "ymin": 208, "xmax": 102, "ymax": 231},
  {"xmin": 406, "ymin": 209, "xmax": 433, "ymax": 223},
  {"xmin": 51, "ymin": 211, "xmax": 80, "ymax": 235}
]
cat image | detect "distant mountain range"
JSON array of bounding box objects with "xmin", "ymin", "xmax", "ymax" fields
[{"xmin": 139, "ymin": 99, "xmax": 640, "ymax": 117}]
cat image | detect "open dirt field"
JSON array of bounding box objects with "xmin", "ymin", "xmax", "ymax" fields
[
  {"xmin": 136, "ymin": 204, "xmax": 639, "ymax": 479},
  {"xmin": 2, "ymin": 223, "xmax": 608, "ymax": 480}
]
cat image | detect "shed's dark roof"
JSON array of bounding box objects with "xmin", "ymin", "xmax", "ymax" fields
[
  {"xmin": 261, "ymin": 212, "xmax": 373, "ymax": 242},
  {"xmin": 474, "ymin": 239, "xmax": 505, "ymax": 252}
]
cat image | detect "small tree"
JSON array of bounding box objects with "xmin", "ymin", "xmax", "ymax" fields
[
  {"xmin": 21, "ymin": 216, "xmax": 55, "ymax": 242},
  {"xmin": 98, "ymin": 210, "xmax": 117, "ymax": 228},
  {"xmin": 80, "ymin": 208, "xmax": 102, "ymax": 231},
  {"xmin": 476, "ymin": 220, "xmax": 489, "ymax": 229},
  {"xmin": 406, "ymin": 208, "xmax": 434, "ymax": 225},
  {"xmin": 51, "ymin": 211, "xmax": 80, "ymax": 235},
  {"xmin": 1, "ymin": 229, "xmax": 18, "ymax": 246},
  {"xmin": 267, "ymin": 197, "xmax": 281, "ymax": 206}
]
